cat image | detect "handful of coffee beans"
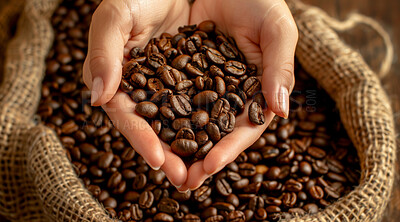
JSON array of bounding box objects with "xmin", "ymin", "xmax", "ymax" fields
[
  {"xmin": 120, "ymin": 21, "xmax": 266, "ymax": 160},
  {"xmin": 40, "ymin": 0, "xmax": 360, "ymax": 221}
]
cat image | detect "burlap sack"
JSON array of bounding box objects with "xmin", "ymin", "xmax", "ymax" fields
[{"xmin": 0, "ymin": 0, "xmax": 396, "ymax": 221}]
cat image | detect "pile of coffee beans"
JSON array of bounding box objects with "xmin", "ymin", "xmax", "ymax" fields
[
  {"xmin": 120, "ymin": 20, "xmax": 266, "ymax": 160},
  {"xmin": 38, "ymin": 0, "xmax": 360, "ymax": 221}
]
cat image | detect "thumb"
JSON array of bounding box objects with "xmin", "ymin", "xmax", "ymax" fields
[
  {"xmin": 260, "ymin": 2, "xmax": 298, "ymax": 119},
  {"xmin": 83, "ymin": 0, "xmax": 132, "ymax": 106}
]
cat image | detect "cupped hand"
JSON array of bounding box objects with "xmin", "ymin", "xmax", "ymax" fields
[
  {"xmin": 177, "ymin": 0, "xmax": 298, "ymax": 191},
  {"xmin": 82, "ymin": 0, "xmax": 191, "ymax": 187}
]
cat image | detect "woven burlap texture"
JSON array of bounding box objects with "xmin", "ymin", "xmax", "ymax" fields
[{"xmin": 0, "ymin": 0, "xmax": 396, "ymax": 221}]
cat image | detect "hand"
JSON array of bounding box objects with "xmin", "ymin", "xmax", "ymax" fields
[
  {"xmin": 82, "ymin": 0, "xmax": 191, "ymax": 187},
  {"xmin": 177, "ymin": 0, "xmax": 298, "ymax": 191}
]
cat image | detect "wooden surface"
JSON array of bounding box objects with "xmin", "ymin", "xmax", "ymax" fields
[
  {"xmin": 301, "ymin": 1, "xmax": 400, "ymax": 221},
  {"xmin": 0, "ymin": 0, "xmax": 398, "ymax": 221}
]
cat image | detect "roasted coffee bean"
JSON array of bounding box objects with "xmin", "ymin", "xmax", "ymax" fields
[
  {"xmin": 206, "ymin": 122, "xmax": 221, "ymax": 142},
  {"xmin": 206, "ymin": 47, "xmax": 225, "ymax": 65},
  {"xmin": 158, "ymin": 65, "xmax": 181, "ymax": 87},
  {"xmin": 103, "ymin": 197, "xmax": 117, "ymax": 209},
  {"xmin": 194, "ymin": 186, "xmax": 212, "ymax": 202},
  {"xmin": 211, "ymin": 98, "xmax": 230, "ymax": 119},
  {"xmin": 216, "ymin": 178, "xmax": 232, "ymax": 196},
  {"xmin": 176, "ymin": 128, "xmax": 195, "ymax": 140},
  {"xmin": 185, "ymin": 62, "xmax": 205, "ymax": 77},
  {"xmin": 171, "ymin": 139, "xmax": 198, "ymax": 157},
  {"xmin": 171, "ymin": 54, "xmax": 191, "ymax": 70},
  {"xmin": 243, "ymin": 77, "xmax": 261, "ymax": 98},
  {"xmin": 135, "ymin": 101, "xmax": 159, "ymax": 119},
  {"xmin": 172, "ymin": 118, "xmax": 192, "ymax": 131},
  {"xmin": 303, "ymin": 203, "xmax": 319, "ymax": 214},
  {"xmin": 159, "ymin": 128, "xmax": 176, "ymax": 142},
  {"xmin": 226, "ymin": 210, "xmax": 245, "ymax": 222},
  {"xmin": 217, "ymin": 111, "xmax": 235, "ymax": 133},
  {"xmin": 213, "ymin": 202, "xmax": 235, "ymax": 212},
  {"xmin": 191, "ymin": 110, "xmax": 210, "ymax": 128},
  {"xmin": 224, "ymin": 60, "xmax": 246, "ymax": 76},
  {"xmin": 130, "ymin": 73, "xmax": 147, "ymax": 88},
  {"xmin": 238, "ymin": 163, "xmax": 256, "ymax": 177},
  {"xmin": 195, "ymin": 140, "xmax": 213, "ymax": 159},
  {"xmin": 307, "ymin": 146, "xmax": 326, "ymax": 159},
  {"xmin": 130, "ymin": 89, "xmax": 147, "ymax": 103},
  {"xmin": 309, "ymin": 185, "xmax": 324, "ymax": 200},
  {"xmin": 98, "ymin": 152, "xmax": 113, "ymax": 169},
  {"xmin": 193, "ymin": 91, "xmax": 218, "ymax": 107},
  {"xmin": 139, "ymin": 190, "xmax": 155, "ymax": 209},
  {"xmin": 249, "ymin": 101, "xmax": 265, "ymax": 125},
  {"xmin": 195, "ymin": 76, "xmax": 205, "ymax": 90},
  {"xmin": 154, "ymin": 212, "xmax": 174, "ymax": 222},
  {"xmin": 147, "ymin": 78, "xmax": 164, "ymax": 93},
  {"xmin": 226, "ymin": 93, "xmax": 245, "ymax": 114},
  {"xmin": 214, "ymin": 76, "xmax": 226, "ymax": 97},
  {"xmin": 159, "ymin": 106, "xmax": 175, "ymax": 121},
  {"xmin": 150, "ymin": 88, "xmax": 173, "ymax": 104},
  {"xmin": 132, "ymin": 173, "xmax": 147, "ymax": 190},
  {"xmin": 195, "ymin": 130, "xmax": 209, "ymax": 146},
  {"xmin": 158, "ymin": 198, "xmax": 179, "ymax": 214},
  {"xmin": 170, "ymin": 95, "xmax": 192, "ymax": 116},
  {"xmin": 120, "ymin": 79, "xmax": 134, "ymax": 92},
  {"xmin": 313, "ymin": 160, "xmax": 329, "ymax": 174}
]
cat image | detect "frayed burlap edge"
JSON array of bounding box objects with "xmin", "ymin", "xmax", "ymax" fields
[
  {"xmin": 0, "ymin": 0, "xmax": 116, "ymax": 221},
  {"xmin": 0, "ymin": 0, "xmax": 396, "ymax": 221},
  {"xmin": 283, "ymin": 1, "xmax": 396, "ymax": 221}
]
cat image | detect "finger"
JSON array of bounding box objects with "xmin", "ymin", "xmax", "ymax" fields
[
  {"xmin": 260, "ymin": 1, "xmax": 298, "ymax": 119},
  {"xmin": 181, "ymin": 160, "xmax": 210, "ymax": 191},
  {"xmin": 102, "ymin": 91, "xmax": 165, "ymax": 170},
  {"xmin": 202, "ymin": 108, "xmax": 275, "ymax": 175},
  {"xmin": 160, "ymin": 143, "xmax": 188, "ymax": 188},
  {"xmin": 83, "ymin": 0, "xmax": 133, "ymax": 106}
]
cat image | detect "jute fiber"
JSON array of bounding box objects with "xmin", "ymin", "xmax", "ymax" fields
[{"xmin": 0, "ymin": 0, "xmax": 396, "ymax": 221}]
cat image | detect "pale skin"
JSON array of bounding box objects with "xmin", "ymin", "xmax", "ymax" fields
[{"xmin": 83, "ymin": 0, "xmax": 298, "ymax": 191}]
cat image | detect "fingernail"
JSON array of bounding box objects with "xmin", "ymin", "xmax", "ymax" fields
[
  {"xmin": 279, "ymin": 86, "xmax": 289, "ymax": 119},
  {"xmin": 178, "ymin": 189, "xmax": 189, "ymax": 194},
  {"xmin": 91, "ymin": 77, "xmax": 103, "ymax": 105}
]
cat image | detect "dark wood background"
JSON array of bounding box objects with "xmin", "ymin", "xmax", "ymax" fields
[{"xmin": 0, "ymin": 0, "xmax": 398, "ymax": 221}]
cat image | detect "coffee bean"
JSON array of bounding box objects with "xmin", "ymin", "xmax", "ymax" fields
[
  {"xmin": 307, "ymin": 146, "xmax": 326, "ymax": 159},
  {"xmin": 249, "ymin": 101, "xmax": 265, "ymax": 125},
  {"xmin": 130, "ymin": 89, "xmax": 147, "ymax": 103},
  {"xmin": 159, "ymin": 106, "xmax": 175, "ymax": 121},
  {"xmin": 206, "ymin": 48, "xmax": 225, "ymax": 65},
  {"xmin": 176, "ymin": 80, "xmax": 194, "ymax": 93},
  {"xmin": 135, "ymin": 101, "xmax": 159, "ymax": 119},
  {"xmin": 147, "ymin": 78, "xmax": 165, "ymax": 93},
  {"xmin": 309, "ymin": 185, "xmax": 324, "ymax": 200},
  {"xmin": 243, "ymin": 77, "xmax": 261, "ymax": 98},
  {"xmin": 299, "ymin": 161, "xmax": 312, "ymax": 176},
  {"xmin": 216, "ymin": 178, "xmax": 232, "ymax": 196},
  {"xmin": 98, "ymin": 152, "xmax": 113, "ymax": 169},
  {"xmin": 159, "ymin": 128, "xmax": 176, "ymax": 142},
  {"xmin": 224, "ymin": 60, "xmax": 246, "ymax": 76},
  {"xmin": 158, "ymin": 65, "xmax": 182, "ymax": 87},
  {"xmin": 170, "ymin": 95, "xmax": 192, "ymax": 116},
  {"xmin": 157, "ymin": 198, "xmax": 179, "ymax": 214},
  {"xmin": 211, "ymin": 98, "xmax": 230, "ymax": 119},
  {"xmin": 172, "ymin": 54, "xmax": 191, "ymax": 70},
  {"xmin": 193, "ymin": 91, "xmax": 218, "ymax": 108},
  {"xmin": 226, "ymin": 210, "xmax": 245, "ymax": 221},
  {"xmin": 176, "ymin": 128, "xmax": 195, "ymax": 140},
  {"xmin": 172, "ymin": 118, "xmax": 192, "ymax": 131},
  {"xmin": 171, "ymin": 139, "xmax": 198, "ymax": 157},
  {"xmin": 217, "ymin": 111, "xmax": 235, "ymax": 133},
  {"xmin": 191, "ymin": 110, "xmax": 210, "ymax": 129},
  {"xmin": 194, "ymin": 186, "xmax": 212, "ymax": 202},
  {"xmin": 214, "ymin": 76, "xmax": 226, "ymax": 97},
  {"xmin": 150, "ymin": 88, "xmax": 173, "ymax": 104},
  {"xmin": 226, "ymin": 93, "xmax": 244, "ymax": 114},
  {"xmin": 132, "ymin": 173, "xmax": 147, "ymax": 190},
  {"xmin": 195, "ymin": 140, "xmax": 213, "ymax": 159},
  {"xmin": 130, "ymin": 73, "xmax": 147, "ymax": 88},
  {"xmin": 139, "ymin": 190, "xmax": 154, "ymax": 209},
  {"xmin": 206, "ymin": 122, "xmax": 221, "ymax": 142}
]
